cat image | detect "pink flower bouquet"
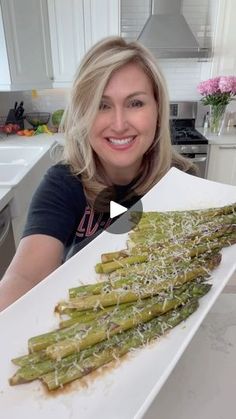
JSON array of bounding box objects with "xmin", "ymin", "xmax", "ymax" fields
[
  {"xmin": 197, "ymin": 76, "xmax": 236, "ymax": 106},
  {"xmin": 197, "ymin": 76, "xmax": 236, "ymax": 133}
]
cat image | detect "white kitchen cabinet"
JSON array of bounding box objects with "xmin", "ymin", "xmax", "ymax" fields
[
  {"xmin": 0, "ymin": 5, "xmax": 11, "ymax": 87},
  {"xmin": 211, "ymin": 0, "xmax": 236, "ymax": 76},
  {"xmin": 48, "ymin": 0, "xmax": 120, "ymax": 87},
  {"xmin": 207, "ymin": 144, "xmax": 236, "ymax": 185},
  {"xmin": 0, "ymin": 0, "xmax": 53, "ymax": 91},
  {"xmin": 47, "ymin": 0, "xmax": 86, "ymax": 87},
  {"xmin": 83, "ymin": 0, "xmax": 120, "ymax": 51}
]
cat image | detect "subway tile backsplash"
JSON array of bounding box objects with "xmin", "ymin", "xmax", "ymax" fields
[
  {"xmin": 158, "ymin": 59, "xmax": 205, "ymax": 101},
  {"xmin": 0, "ymin": 89, "xmax": 70, "ymax": 122}
]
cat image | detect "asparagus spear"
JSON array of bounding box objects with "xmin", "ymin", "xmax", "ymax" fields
[
  {"xmin": 101, "ymin": 250, "xmax": 129, "ymax": 263},
  {"xmin": 128, "ymin": 224, "xmax": 236, "ymax": 249},
  {"xmin": 12, "ymin": 350, "xmax": 49, "ymax": 367},
  {"xmin": 115, "ymin": 233, "xmax": 236, "ymax": 280},
  {"xmin": 45, "ymin": 282, "xmax": 212, "ymax": 361},
  {"xmin": 129, "ymin": 233, "xmax": 236, "ymax": 258},
  {"xmin": 11, "ymin": 281, "xmax": 211, "ymax": 385},
  {"xmin": 131, "ymin": 212, "xmax": 236, "ymax": 231},
  {"xmin": 12, "ymin": 279, "xmax": 206, "ymax": 370},
  {"xmin": 129, "ymin": 222, "xmax": 236, "ymax": 243},
  {"xmin": 95, "ymin": 255, "xmax": 147, "ymax": 274},
  {"xmin": 10, "ymin": 337, "xmax": 121, "ymax": 384},
  {"xmin": 68, "ymin": 251, "xmax": 219, "ymax": 301},
  {"xmin": 28, "ymin": 280, "xmax": 204, "ymax": 352},
  {"xmin": 108, "ymin": 251, "xmax": 217, "ymax": 280},
  {"xmin": 64, "ymin": 253, "xmax": 220, "ymax": 313},
  {"xmin": 130, "ymin": 202, "xmax": 236, "ymax": 225},
  {"xmin": 59, "ymin": 302, "xmax": 134, "ymax": 328},
  {"xmin": 95, "ymin": 227, "xmax": 235, "ymax": 275},
  {"xmin": 128, "ymin": 210, "xmax": 236, "ymax": 246},
  {"xmin": 30, "ymin": 302, "xmax": 138, "ymax": 351},
  {"xmin": 41, "ymin": 298, "xmax": 200, "ymax": 390},
  {"xmin": 11, "ymin": 299, "xmax": 200, "ymax": 387},
  {"xmin": 100, "ymin": 217, "xmax": 236, "ymax": 266}
]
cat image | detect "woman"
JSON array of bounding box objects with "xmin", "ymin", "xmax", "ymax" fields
[{"xmin": 0, "ymin": 36, "xmax": 196, "ymax": 311}]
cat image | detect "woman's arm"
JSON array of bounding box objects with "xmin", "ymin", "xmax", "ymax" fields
[{"xmin": 0, "ymin": 234, "xmax": 64, "ymax": 312}]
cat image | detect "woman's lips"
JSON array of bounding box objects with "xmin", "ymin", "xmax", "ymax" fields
[{"xmin": 105, "ymin": 136, "xmax": 136, "ymax": 150}]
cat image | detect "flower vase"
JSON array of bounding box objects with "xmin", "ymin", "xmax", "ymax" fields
[{"xmin": 209, "ymin": 104, "xmax": 227, "ymax": 134}]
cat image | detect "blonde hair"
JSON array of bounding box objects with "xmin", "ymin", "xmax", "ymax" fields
[{"xmin": 62, "ymin": 36, "xmax": 195, "ymax": 206}]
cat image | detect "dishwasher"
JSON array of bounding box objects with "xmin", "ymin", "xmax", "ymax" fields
[{"xmin": 0, "ymin": 205, "xmax": 16, "ymax": 279}]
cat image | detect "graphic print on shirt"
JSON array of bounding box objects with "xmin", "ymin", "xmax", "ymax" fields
[{"xmin": 76, "ymin": 206, "xmax": 112, "ymax": 238}]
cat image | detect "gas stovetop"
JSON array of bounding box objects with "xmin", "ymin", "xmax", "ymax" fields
[
  {"xmin": 171, "ymin": 124, "xmax": 208, "ymax": 145},
  {"xmin": 169, "ymin": 101, "xmax": 208, "ymax": 145}
]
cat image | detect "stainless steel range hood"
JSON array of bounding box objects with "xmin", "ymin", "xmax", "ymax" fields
[{"xmin": 138, "ymin": 0, "xmax": 209, "ymax": 58}]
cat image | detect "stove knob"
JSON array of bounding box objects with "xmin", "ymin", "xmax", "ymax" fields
[
  {"xmin": 191, "ymin": 145, "xmax": 198, "ymax": 152},
  {"xmin": 180, "ymin": 145, "xmax": 187, "ymax": 152}
]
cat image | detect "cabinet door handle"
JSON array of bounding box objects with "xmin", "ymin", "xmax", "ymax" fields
[
  {"xmin": 219, "ymin": 146, "xmax": 236, "ymax": 150},
  {"xmin": 191, "ymin": 156, "xmax": 207, "ymax": 163}
]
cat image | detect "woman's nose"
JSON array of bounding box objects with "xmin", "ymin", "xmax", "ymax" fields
[{"xmin": 110, "ymin": 107, "xmax": 128, "ymax": 132}]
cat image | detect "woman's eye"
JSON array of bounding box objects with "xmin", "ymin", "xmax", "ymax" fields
[
  {"xmin": 99, "ymin": 102, "xmax": 110, "ymax": 111},
  {"xmin": 129, "ymin": 99, "xmax": 144, "ymax": 108}
]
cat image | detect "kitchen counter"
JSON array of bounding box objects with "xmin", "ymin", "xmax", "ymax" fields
[
  {"xmin": 145, "ymin": 293, "xmax": 236, "ymax": 419},
  {"xmin": 197, "ymin": 126, "xmax": 236, "ymax": 145},
  {"xmin": 0, "ymin": 132, "xmax": 57, "ymax": 148}
]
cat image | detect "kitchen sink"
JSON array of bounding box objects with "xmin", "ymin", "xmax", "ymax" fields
[
  {"xmin": 0, "ymin": 146, "xmax": 44, "ymax": 164},
  {"xmin": 0, "ymin": 146, "xmax": 46, "ymax": 187},
  {"xmin": 0, "ymin": 164, "xmax": 27, "ymax": 184},
  {"xmin": 0, "ymin": 140, "xmax": 56, "ymax": 247}
]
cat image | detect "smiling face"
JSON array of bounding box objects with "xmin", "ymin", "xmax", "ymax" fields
[{"xmin": 89, "ymin": 62, "xmax": 158, "ymax": 184}]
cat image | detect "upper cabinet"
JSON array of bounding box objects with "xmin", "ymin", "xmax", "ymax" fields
[
  {"xmin": 0, "ymin": 0, "xmax": 53, "ymax": 91},
  {"xmin": 83, "ymin": 0, "xmax": 120, "ymax": 50},
  {"xmin": 0, "ymin": 0, "xmax": 120, "ymax": 90},
  {"xmin": 47, "ymin": 0, "xmax": 86, "ymax": 86},
  {"xmin": 48, "ymin": 0, "xmax": 120, "ymax": 87}
]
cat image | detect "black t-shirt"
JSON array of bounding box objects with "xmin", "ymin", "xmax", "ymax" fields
[{"xmin": 23, "ymin": 164, "xmax": 138, "ymax": 259}]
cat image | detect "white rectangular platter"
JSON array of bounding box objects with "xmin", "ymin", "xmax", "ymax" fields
[{"xmin": 1, "ymin": 168, "xmax": 236, "ymax": 419}]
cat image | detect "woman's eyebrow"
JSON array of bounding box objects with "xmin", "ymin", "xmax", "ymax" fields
[{"xmin": 102, "ymin": 91, "xmax": 148, "ymax": 100}]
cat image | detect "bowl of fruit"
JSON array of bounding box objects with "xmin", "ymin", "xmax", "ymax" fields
[
  {"xmin": 0, "ymin": 116, "xmax": 20, "ymax": 135},
  {"xmin": 25, "ymin": 112, "xmax": 50, "ymax": 128}
]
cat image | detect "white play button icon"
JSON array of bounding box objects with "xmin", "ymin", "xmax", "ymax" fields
[
  {"xmin": 93, "ymin": 187, "xmax": 143, "ymax": 234},
  {"xmin": 110, "ymin": 201, "xmax": 127, "ymax": 218}
]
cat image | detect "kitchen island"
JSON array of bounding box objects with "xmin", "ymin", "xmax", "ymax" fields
[
  {"xmin": 153, "ymin": 122, "xmax": 236, "ymax": 414},
  {"xmin": 145, "ymin": 292, "xmax": 236, "ymax": 419}
]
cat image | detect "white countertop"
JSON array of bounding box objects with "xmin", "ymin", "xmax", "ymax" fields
[
  {"xmin": 197, "ymin": 126, "xmax": 236, "ymax": 145},
  {"xmin": 0, "ymin": 132, "xmax": 58, "ymax": 148},
  {"xmin": 145, "ymin": 293, "xmax": 236, "ymax": 419}
]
